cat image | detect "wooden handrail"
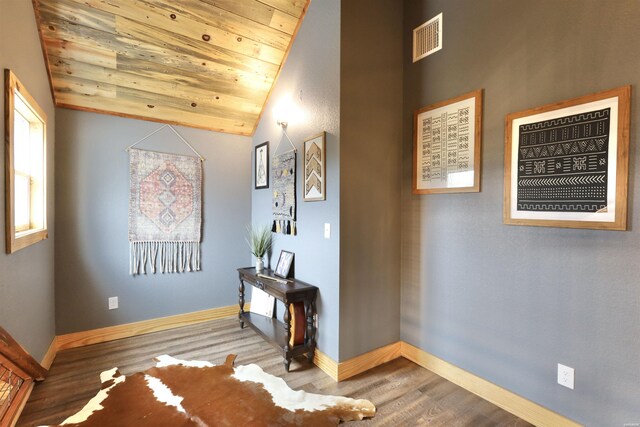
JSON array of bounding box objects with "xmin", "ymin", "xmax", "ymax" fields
[{"xmin": 0, "ymin": 327, "xmax": 48, "ymax": 381}]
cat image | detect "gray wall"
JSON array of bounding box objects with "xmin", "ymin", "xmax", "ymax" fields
[
  {"xmin": 251, "ymin": 0, "xmax": 341, "ymax": 361},
  {"xmin": 401, "ymin": 1, "xmax": 640, "ymax": 425},
  {"xmin": 55, "ymin": 109, "xmax": 251, "ymax": 334},
  {"xmin": 0, "ymin": 0, "xmax": 56, "ymax": 361},
  {"xmin": 339, "ymin": 0, "xmax": 403, "ymax": 361}
]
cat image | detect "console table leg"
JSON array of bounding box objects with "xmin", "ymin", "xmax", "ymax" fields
[
  {"xmin": 284, "ymin": 301, "xmax": 291, "ymax": 371},
  {"xmin": 238, "ymin": 278, "xmax": 245, "ymax": 329},
  {"xmin": 305, "ymin": 301, "xmax": 316, "ymax": 363}
]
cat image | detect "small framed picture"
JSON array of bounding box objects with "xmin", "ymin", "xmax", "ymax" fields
[
  {"xmin": 255, "ymin": 141, "xmax": 269, "ymax": 189},
  {"xmin": 274, "ymin": 250, "xmax": 294, "ymax": 278},
  {"xmin": 303, "ymin": 132, "xmax": 326, "ymax": 201}
]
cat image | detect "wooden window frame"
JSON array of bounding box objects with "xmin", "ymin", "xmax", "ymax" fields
[{"xmin": 4, "ymin": 69, "xmax": 48, "ymax": 254}]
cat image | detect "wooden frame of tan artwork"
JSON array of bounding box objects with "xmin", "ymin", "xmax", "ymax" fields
[
  {"xmin": 303, "ymin": 132, "xmax": 326, "ymax": 201},
  {"xmin": 504, "ymin": 86, "xmax": 631, "ymax": 230},
  {"xmin": 413, "ymin": 89, "xmax": 483, "ymax": 194}
]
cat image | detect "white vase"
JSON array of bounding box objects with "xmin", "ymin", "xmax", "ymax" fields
[{"xmin": 255, "ymin": 257, "xmax": 264, "ymax": 272}]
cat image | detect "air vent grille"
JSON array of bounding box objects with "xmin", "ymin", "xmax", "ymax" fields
[{"xmin": 413, "ymin": 13, "xmax": 442, "ymax": 62}]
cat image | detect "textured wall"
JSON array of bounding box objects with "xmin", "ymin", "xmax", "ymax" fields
[
  {"xmin": 0, "ymin": 0, "xmax": 56, "ymax": 361},
  {"xmin": 251, "ymin": 0, "xmax": 341, "ymax": 360},
  {"xmin": 402, "ymin": 1, "xmax": 640, "ymax": 424},
  {"xmin": 55, "ymin": 110, "xmax": 251, "ymax": 334},
  {"xmin": 339, "ymin": 0, "xmax": 403, "ymax": 360}
]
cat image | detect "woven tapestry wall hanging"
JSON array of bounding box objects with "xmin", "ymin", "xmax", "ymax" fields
[
  {"xmin": 272, "ymin": 151, "xmax": 296, "ymax": 235},
  {"xmin": 129, "ymin": 148, "xmax": 202, "ymax": 274}
]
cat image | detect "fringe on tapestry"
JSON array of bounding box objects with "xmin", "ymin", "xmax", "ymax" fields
[{"xmin": 130, "ymin": 241, "xmax": 200, "ymax": 274}]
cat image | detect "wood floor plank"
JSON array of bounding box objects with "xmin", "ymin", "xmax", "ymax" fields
[{"xmin": 18, "ymin": 317, "xmax": 532, "ymax": 426}]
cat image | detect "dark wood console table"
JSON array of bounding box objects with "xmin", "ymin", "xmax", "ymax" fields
[{"xmin": 237, "ymin": 267, "xmax": 318, "ymax": 371}]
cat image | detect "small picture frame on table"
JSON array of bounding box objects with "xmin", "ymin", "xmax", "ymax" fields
[
  {"xmin": 274, "ymin": 250, "xmax": 294, "ymax": 279},
  {"xmin": 255, "ymin": 141, "xmax": 269, "ymax": 189}
]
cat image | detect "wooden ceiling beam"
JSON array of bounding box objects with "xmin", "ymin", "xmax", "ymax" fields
[
  {"xmin": 116, "ymin": 16, "xmax": 278, "ymax": 82},
  {"xmin": 49, "ymin": 55, "xmax": 263, "ymax": 115},
  {"xmin": 144, "ymin": 0, "xmax": 292, "ymax": 49},
  {"xmin": 256, "ymin": 0, "xmax": 306, "ymax": 18},
  {"xmin": 41, "ymin": 20, "xmax": 273, "ymax": 97},
  {"xmin": 38, "ymin": 0, "xmax": 281, "ymax": 75},
  {"xmin": 198, "ymin": 0, "xmax": 298, "ymax": 35},
  {"xmin": 56, "ymin": 92, "xmax": 254, "ymax": 135},
  {"xmin": 42, "ymin": 38, "xmax": 117, "ymax": 70},
  {"xmin": 52, "ymin": 73, "xmax": 257, "ymax": 123},
  {"xmin": 37, "ymin": 0, "xmax": 115, "ymax": 33},
  {"xmin": 33, "ymin": 0, "xmax": 309, "ymax": 135},
  {"xmin": 54, "ymin": 0, "xmax": 286, "ymax": 65}
]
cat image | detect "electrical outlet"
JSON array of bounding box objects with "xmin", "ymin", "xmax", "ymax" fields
[
  {"xmin": 108, "ymin": 296, "xmax": 119, "ymax": 310},
  {"xmin": 324, "ymin": 223, "xmax": 331, "ymax": 239},
  {"xmin": 557, "ymin": 363, "xmax": 574, "ymax": 389}
]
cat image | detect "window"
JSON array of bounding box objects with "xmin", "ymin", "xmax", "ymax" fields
[{"xmin": 4, "ymin": 69, "xmax": 48, "ymax": 253}]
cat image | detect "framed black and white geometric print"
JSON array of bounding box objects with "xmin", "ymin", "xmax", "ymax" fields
[
  {"xmin": 255, "ymin": 141, "xmax": 269, "ymax": 189},
  {"xmin": 504, "ymin": 86, "xmax": 631, "ymax": 230},
  {"xmin": 413, "ymin": 90, "xmax": 483, "ymax": 194}
]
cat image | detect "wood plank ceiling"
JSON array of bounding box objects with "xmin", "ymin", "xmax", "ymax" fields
[{"xmin": 33, "ymin": 0, "xmax": 309, "ymax": 135}]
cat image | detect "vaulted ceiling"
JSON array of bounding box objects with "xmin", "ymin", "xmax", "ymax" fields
[{"xmin": 33, "ymin": 0, "xmax": 309, "ymax": 135}]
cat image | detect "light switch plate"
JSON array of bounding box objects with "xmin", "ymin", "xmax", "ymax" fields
[
  {"xmin": 324, "ymin": 223, "xmax": 331, "ymax": 239},
  {"xmin": 108, "ymin": 296, "xmax": 119, "ymax": 310}
]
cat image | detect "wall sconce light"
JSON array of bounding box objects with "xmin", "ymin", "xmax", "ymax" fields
[
  {"xmin": 273, "ymin": 95, "xmax": 297, "ymax": 153},
  {"xmin": 273, "ymin": 94, "xmax": 297, "ymax": 129}
]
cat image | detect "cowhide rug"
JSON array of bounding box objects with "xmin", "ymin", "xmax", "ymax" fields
[{"xmin": 47, "ymin": 354, "xmax": 375, "ymax": 426}]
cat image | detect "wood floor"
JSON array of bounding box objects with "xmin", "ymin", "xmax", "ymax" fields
[{"xmin": 18, "ymin": 317, "xmax": 532, "ymax": 426}]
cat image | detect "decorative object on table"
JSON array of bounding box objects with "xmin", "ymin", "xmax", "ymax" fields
[
  {"xmin": 249, "ymin": 287, "xmax": 275, "ymax": 318},
  {"xmin": 254, "ymin": 141, "xmax": 269, "ymax": 189},
  {"xmin": 288, "ymin": 301, "xmax": 306, "ymax": 347},
  {"xmin": 52, "ymin": 354, "xmax": 375, "ymax": 426},
  {"xmin": 271, "ymin": 151, "xmax": 297, "ymax": 235},
  {"xmin": 504, "ymin": 86, "xmax": 631, "ymax": 230},
  {"xmin": 128, "ymin": 148, "xmax": 202, "ymax": 275},
  {"xmin": 245, "ymin": 224, "xmax": 273, "ymax": 272},
  {"xmin": 413, "ymin": 89, "xmax": 483, "ymax": 194},
  {"xmin": 274, "ymin": 250, "xmax": 294, "ymax": 279},
  {"xmin": 303, "ymin": 132, "xmax": 326, "ymax": 201}
]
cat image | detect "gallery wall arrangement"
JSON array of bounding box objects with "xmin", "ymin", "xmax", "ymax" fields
[
  {"xmin": 504, "ymin": 86, "xmax": 631, "ymax": 230},
  {"xmin": 256, "ymin": 129, "xmax": 328, "ymax": 236},
  {"xmin": 411, "ymin": 85, "xmax": 632, "ymax": 234}
]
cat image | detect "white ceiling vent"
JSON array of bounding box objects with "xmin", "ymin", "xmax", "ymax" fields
[{"xmin": 413, "ymin": 13, "xmax": 442, "ymax": 62}]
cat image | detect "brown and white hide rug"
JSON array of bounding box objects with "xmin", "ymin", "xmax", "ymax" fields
[{"xmin": 46, "ymin": 354, "xmax": 375, "ymax": 426}]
